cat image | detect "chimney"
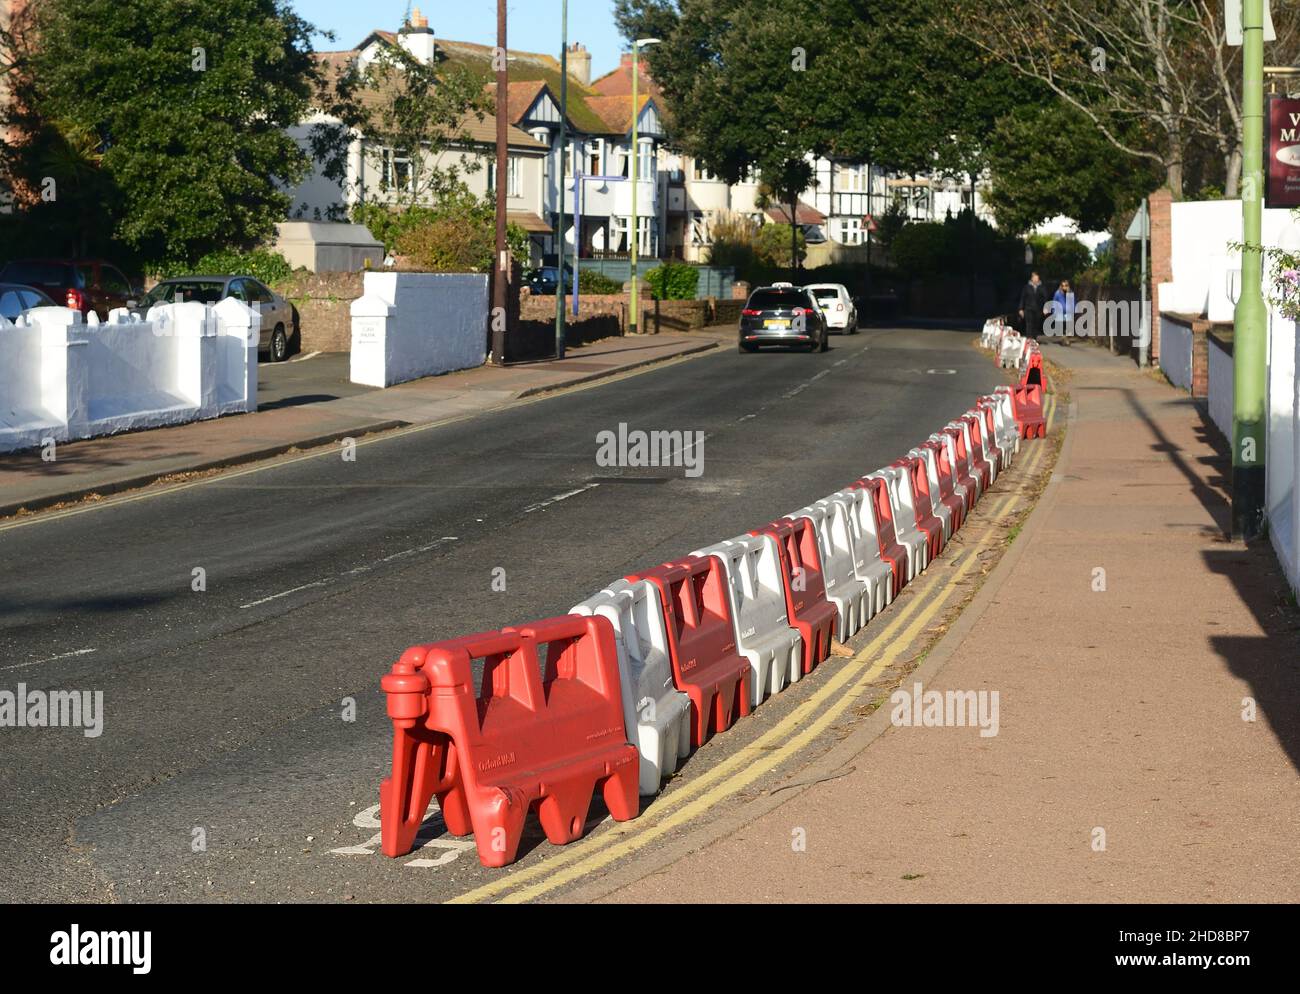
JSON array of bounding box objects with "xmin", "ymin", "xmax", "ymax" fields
[
  {"xmin": 566, "ymin": 42, "xmax": 591, "ymax": 86},
  {"xmin": 399, "ymin": 6, "xmax": 436, "ymax": 64}
]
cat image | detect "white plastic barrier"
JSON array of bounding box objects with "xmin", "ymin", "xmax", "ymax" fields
[
  {"xmin": 908, "ymin": 447, "xmax": 952, "ymax": 541},
  {"xmin": 571, "ymin": 578, "xmax": 692, "ymax": 796},
  {"xmin": 692, "ymin": 534, "xmax": 802, "ymax": 708},
  {"xmin": 867, "ymin": 468, "xmax": 928, "ymax": 577},
  {"xmin": 350, "ymin": 271, "xmax": 487, "ymax": 387},
  {"xmin": 0, "ymin": 301, "xmax": 257, "ymax": 454},
  {"xmin": 942, "ymin": 424, "xmax": 984, "ymax": 504},
  {"xmin": 999, "ymin": 331, "xmax": 1023, "ymax": 369},
  {"xmin": 930, "ymin": 431, "xmax": 975, "ymax": 514},
  {"xmin": 830, "ymin": 487, "xmax": 894, "ymax": 615},
  {"xmin": 981, "ymin": 394, "xmax": 1019, "ymax": 462},
  {"xmin": 961, "ymin": 410, "xmax": 999, "ymax": 483},
  {"xmin": 980, "ymin": 319, "xmax": 1005, "ymax": 349},
  {"xmin": 786, "ymin": 501, "xmax": 872, "ymax": 641}
]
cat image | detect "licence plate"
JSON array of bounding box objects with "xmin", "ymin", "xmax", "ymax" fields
[{"xmin": 763, "ymin": 319, "xmax": 790, "ymax": 329}]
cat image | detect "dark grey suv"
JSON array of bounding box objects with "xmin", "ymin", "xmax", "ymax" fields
[{"xmin": 738, "ymin": 283, "xmax": 829, "ymax": 353}]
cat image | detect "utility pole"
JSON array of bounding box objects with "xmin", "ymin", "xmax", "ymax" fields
[
  {"xmin": 1234, "ymin": 0, "xmax": 1267, "ymax": 539},
  {"xmin": 554, "ymin": 0, "xmax": 568, "ymax": 359},
  {"xmin": 491, "ymin": 0, "xmax": 508, "ymax": 365}
]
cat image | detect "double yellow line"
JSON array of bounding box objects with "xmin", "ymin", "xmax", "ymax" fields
[{"xmin": 450, "ymin": 396, "xmax": 1057, "ymax": 904}]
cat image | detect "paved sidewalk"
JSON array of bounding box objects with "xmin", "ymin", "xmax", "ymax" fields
[
  {"xmin": 600, "ymin": 342, "xmax": 1300, "ymax": 903},
  {"xmin": 0, "ymin": 330, "xmax": 721, "ymax": 517}
]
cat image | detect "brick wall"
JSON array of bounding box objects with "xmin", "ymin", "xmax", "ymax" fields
[
  {"xmin": 1149, "ymin": 187, "xmax": 1174, "ymax": 361},
  {"xmin": 275, "ymin": 271, "xmax": 364, "ymax": 353}
]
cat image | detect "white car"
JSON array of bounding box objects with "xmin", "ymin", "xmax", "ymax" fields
[{"xmin": 805, "ymin": 283, "xmax": 858, "ymax": 334}]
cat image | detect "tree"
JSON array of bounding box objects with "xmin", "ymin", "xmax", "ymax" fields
[
  {"xmin": 308, "ymin": 29, "xmax": 489, "ymax": 216},
  {"xmin": 984, "ymin": 102, "xmax": 1161, "ymax": 234},
  {"xmin": 25, "ymin": 0, "xmax": 318, "ymax": 267},
  {"xmin": 949, "ymin": 0, "xmax": 1300, "ymax": 198},
  {"xmin": 617, "ymin": 0, "xmax": 842, "ymax": 273}
]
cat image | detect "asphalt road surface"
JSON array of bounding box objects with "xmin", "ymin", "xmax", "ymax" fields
[{"xmin": 0, "ymin": 324, "xmax": 1005, "ymax": 902}]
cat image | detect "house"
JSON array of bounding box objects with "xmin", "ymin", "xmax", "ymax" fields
[{"xmin": 285, "ymin": 11, "xmax": 671, "ymax": 266}]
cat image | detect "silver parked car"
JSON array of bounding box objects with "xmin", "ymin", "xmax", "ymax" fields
[
  {"xmin": 134, "ymin": 275, "xmax": 295, "ymax": 361},
  {"xmin": 0, "ymin": 282, "xmax": 57, "ymax": 321}
]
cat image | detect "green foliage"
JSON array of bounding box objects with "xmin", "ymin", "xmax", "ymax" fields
[
  {"xmin": 157, "ymin": 248, "xmax": 293, "ymax": 285},
  {"xmin": 875, "ymin": 198, "xmax": 910, "ymax": 251},
  {"xmin": 754, "ymin": 223, "xmax": 805, "ymax": 270},
  {"xmin": 984, "ymin": 102, "xmax": 1159, "ymax": 234},
  {"xmin": 1027, "ymin": 235, "xmax": 1091, "ymax": 281},
  {"xmin": 381, "ymin": 189, "xmax": 530, "ymax": 273},
  {"xmin": 578, "ymin": 269, "xmax": 624, "ymax": 294},
  {"xmin": 24, "ymin": 0, "xmax": 318, "ymax": 268},
  {"xmin": 645, "ymin": 262, "xmax": 700, "ymax": 300},
  {"xmin": 890, "ymin": 222, "xmax": 954, "ymax": 277}
]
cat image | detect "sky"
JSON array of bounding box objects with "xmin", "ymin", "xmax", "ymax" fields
[{"xmin": 294, "ymin": 0, "xmax": 629, "ymax": 77}]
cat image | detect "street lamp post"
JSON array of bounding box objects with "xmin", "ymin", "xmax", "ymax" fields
[
  {"xmin": 629, "ymin": 37, "xmax": 660, "ymax": 335},
  {"xmin": 1234, "ymin": 0, "xmax": 1267, "ymax": 539},
  {"xmin": 491, "ymin": 0, "xmax": 508, "ymax": 365}
]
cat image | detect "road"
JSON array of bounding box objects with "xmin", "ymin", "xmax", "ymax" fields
[{"xmin": 0, "ymin": 324, "xmax": 1005, "ymax": 902}]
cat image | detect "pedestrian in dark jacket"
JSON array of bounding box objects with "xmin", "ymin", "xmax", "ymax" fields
[{"xmin": 1019, "ymin": 272, "xmax": 1047, "ymax": 340}]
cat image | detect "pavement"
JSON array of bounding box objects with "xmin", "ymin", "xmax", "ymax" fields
[
  {"xmin": 572, "ymin": 340, "xmax": 1300, "ymax": 904},
  {"xmin": 0, "ymin": 323, "xmax": 1012, "ymax": 902},
  {"xmin": 0, "ymin": 329, "xmax": 723, "ymax": 518}
]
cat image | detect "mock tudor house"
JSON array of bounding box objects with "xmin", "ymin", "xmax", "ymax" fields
[
  {"xmin": 285, "ymin": 11, "xmax": 671, "ymax": 265},
  {"xmin": 284, "ymin": 10, "xmax": 993, "ymax": 267}
]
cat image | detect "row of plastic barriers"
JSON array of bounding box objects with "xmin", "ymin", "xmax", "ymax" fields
[
  {"xmin": 980, "ymin": 317, "xmax": 1049, "ymax": 440},
  {"xmin": 378, "ymin": 381, "xmax": 1044, "ymax": 868}
]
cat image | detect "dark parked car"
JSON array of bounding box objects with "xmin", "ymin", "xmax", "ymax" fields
[
  {"xmin": 738, "ymin": 283, "xmax": 829, "ymax": 353},
  {"xmin": 135, "ymin": 275, "xmax": 295, "ymax": 361},
  {"xmin": 0, "ymin": 259, "xmax": 141, "ymax": 321},
  {"xmin": 524, "ymin": 265, "xmax": 575, "ymax": 295},
  {"xmin": 0, "ymin": 282, "xmax": 56, "ymax": 321}
]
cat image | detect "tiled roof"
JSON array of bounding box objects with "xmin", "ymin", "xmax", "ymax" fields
[{"xmin": 766, "ymin": 201, "xmax": 828, "ymax": 225}]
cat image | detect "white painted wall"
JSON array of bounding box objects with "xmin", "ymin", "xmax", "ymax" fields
[
  {"xmin": 0, "ymin": 301, "xmax": 258, "ymax": 454},
  {"xmin": 350, "ymin": 272, "xmax": 487, "ymax": 387}
]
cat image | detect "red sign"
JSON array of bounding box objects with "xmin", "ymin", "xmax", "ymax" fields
[
  {"xmin": 1267, "ymin": 96, "xmax": 1300, "ymax": 208},
  {"xmin": 862, "ymin": 214, "xmax": 878, "ymax": 232}
]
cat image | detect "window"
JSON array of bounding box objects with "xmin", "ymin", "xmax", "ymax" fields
[
  {"xmin": 101, "ymin": 266, "xmax": 131, "ymax": 295},
  {"xmin": 586, "ymin": 139, "xmax": 603, "ymax": 177},
  {"xmin": 563, "ymin": 141, "xmax": 575, "ymax": 177},
  {"xmin": 380, "ymin": 148, "xmax": 413, "ymax": 193},
  {"xmin": 228, "ymin": 280, "xmax": 249, "ymax": 303},
  {"xmin": 637, "ymin": 140, "xmax": 655, "ymax": 183},
  {"xmin": 836, "ymin": 217, "xmax": 864, "ymax": 246},
  {"xmin": 692, "ymin": 161, "xmax": 716, "ymax": 182},
  {"xmin": 837, "ymin": 163, "xmax": 870, "ymax": 193},
  {"xmin": 611, "ymin": 215, "xmax": 629, "ymax": 253},
  {"xmin": 0, "ymin": 290, "xmax": 23, "ymax": 320},
  {"xmin": 488, "ymin": 156, "xmax": 523, "ymax": 198}
]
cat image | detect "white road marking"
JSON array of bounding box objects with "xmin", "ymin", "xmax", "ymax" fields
[
  {"xmin": 288, "ymin": 351, "xmax": 322, "ymax": 363},
  {"xmin": 833, "ymin": 358, "xmax": 848, "ymax": 367},
  {"xmin": 523, "ymin": 483, "xmax": 599, "ymax": 514},
  {"xmin": 736, "ymin": 413, "xmax": 758, "ymax": 423},
  {"xmin": 0, "ymin": 647, "xmax": 97, "ymax": 673},
  {"xmin": 330, "ymin": 801, "xmax": 474, "ymax": 869},
  {"xmin": 239, "ymin": 536, "xmax": 459, "ymax": 609},
  {"xmin": 239, "ymin": 581, "xmax": 329, "ymax": 609}
]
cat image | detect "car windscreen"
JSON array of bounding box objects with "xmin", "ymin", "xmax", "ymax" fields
[
  {"xmin": 166, "ymin": 281, "xmax": 226, "ymax": 305},
  {"xmin": 810, "ymin": 288, "xmax": 839, "ymax": 302},
  {"xmin": 0, "ymin": 262, "xmax": 77, "ymax": 286},
  {"xmin": 748, "ymin": 290, "xmax": 807, "ymax": 310}
]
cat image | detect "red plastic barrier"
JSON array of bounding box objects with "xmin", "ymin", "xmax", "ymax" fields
[
  {"xmin": 627, "ymin": 556, "xmax": 751, "ymax": 746},
  {"xmin": 847, "ymin": 477, "xmax": 907, "ymax": 596},
  {"xmin": 959, "ymin": 412, "xmax": 997, "ymax": 484},
  {"xmin": 1020, "ymin": 350, "xmax": 1048, "ymax": 391},
  {"xmin": 751, "ymin": 517, "xmax": 837, "ymax": 671},
  {"xmin": 379, "ymin": 615, "xmax": 639, "ymax": 868},
  {"xmin": 892, "ymin": 456, "xmax": 944, "ymax": 559},
  {"xmin": 940, "ymin": 426, "xmax": 982, "ymax": 508},
  {"xmin": 919, "ymin": 438, "xmax": 967, "ymax": 531}
]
